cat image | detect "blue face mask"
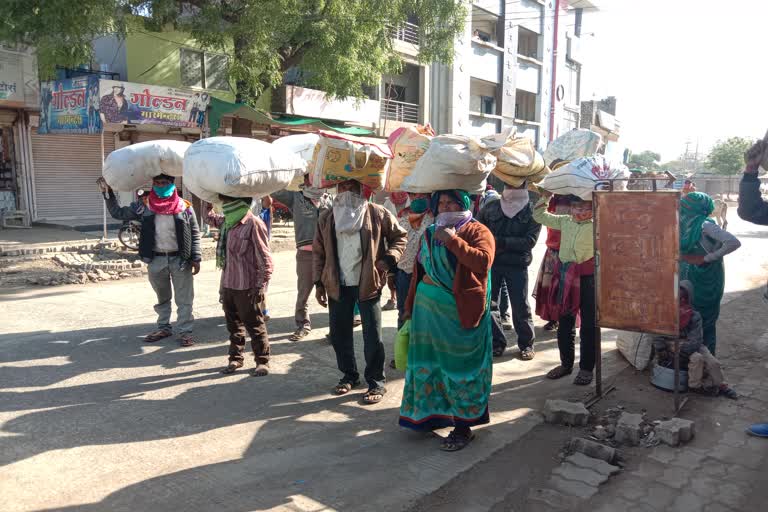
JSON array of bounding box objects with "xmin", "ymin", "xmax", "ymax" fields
[{"xmin": 153, "ymin": 183, "xmax": 176, "ymax": 198}]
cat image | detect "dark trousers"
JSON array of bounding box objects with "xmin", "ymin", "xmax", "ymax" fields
[
  {"xmin": 491, "ymin": 266, "xmax": 535, "ymax": 350},
  {"xmin": 329, "ymin": 286, "xmax": 385, "ymax": 390},
  {"xmin": 498, "ymin": 278, "xmax": 511, "ymax": 320},
  {"xmin": 222, "ymin": 288, "xmax": 270, "ymax": 365},
  {"xmin": 395, "ymin": 269, "xmax": 412, "ymax": 330},
  {"xmin": 294, "ymin": 250, "xmax": 315, "ymax": 329},
  {"xmin": 557, "ymin": 275, "xmax": 597, "ymax": 372}
]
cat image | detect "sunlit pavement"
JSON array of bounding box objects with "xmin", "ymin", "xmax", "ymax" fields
[{"xmin": 1, "ymin": 214, "xmax": 766, "ymax": 511}]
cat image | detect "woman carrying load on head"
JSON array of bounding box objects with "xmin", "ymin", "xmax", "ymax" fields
[
  {"xmin": 399, "ymin": 190, "xmax": 495, "ymax": 452},
  {"xmin": 679, "ymin": 192, "xmax": 741, "ymax": 355}
]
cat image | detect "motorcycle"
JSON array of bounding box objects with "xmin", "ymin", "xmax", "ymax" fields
[{"xmin": 118, "ymin": 220, "xmax": 141, "ymax": 250}]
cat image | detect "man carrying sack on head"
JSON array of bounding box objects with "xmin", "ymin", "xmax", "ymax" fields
[
  {"xmin": 99, "ymin": 174, "xmax": 201, "ymax": 347},
  {"xmin": 313, "ymin": 179, "xmax": 407, "ymax": 404},
  {"xmin": 206, "ymin": 196, "xmax": 274, "ymax": 376}
]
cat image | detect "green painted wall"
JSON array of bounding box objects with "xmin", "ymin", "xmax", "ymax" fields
[{"xmin": 124, "ymin": 30, "xmax": 271, "ymax": 110}]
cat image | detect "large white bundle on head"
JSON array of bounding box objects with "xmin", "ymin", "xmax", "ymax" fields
[
  {"xmin": 400, "ymin": 134, "xmax": 498, "ymax": 194},
  {"xmin": 537, "ymin": 155, "xmax": 630, "ymax": 200},
  {"xmin": 543, "ymin": 129, "xmax": 603, "ymax": 166},
  {"xmin": 183, "ymin": 137, "xmax": 306, "ymax": 203},
  {"xmin": 272, "ymin": 133, "xmax": 320, "ymax": 191},
  {"xmin": 102, "ymin": 140, "xmax": 190, "ymax": 191}
]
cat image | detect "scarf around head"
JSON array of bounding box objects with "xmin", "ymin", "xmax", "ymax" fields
[
  {"xmin": 430, "ymin": 189, "xmax": 472, "ymax": 213},
  {"xmin": 148, "ymin": 187, "xmax": 184, "ymax": 216},
  {"xmin": 301, "ymin": 185, "xmax": 324, "ymax": 202},
  {"xmin": 431, "ymin": 190, "xmax": 473, "ymax": 245},
  {"xmin": 333, "ymin": 191, "xmax": 367, "ymax": 234},
  {"xmin": 500, "ymin": 187, "xmax": 530, "ymax": 218},
  {"xmin": 216, "ymin": 200, "xmax": 251, "ymax": 269},
  {"xmin": 680, "ymin": 192, "xmax": 715, "ymax": 254}
]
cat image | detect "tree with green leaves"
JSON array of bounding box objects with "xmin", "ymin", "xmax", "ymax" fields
[
  {"xmin": 707, "ymin": 137, "xmax": 754, "ymax": 198},
  {"xmin": 628, "ymin": 150, "xmax": 661, "ymax": 171},
  {"xmin": 1, "ymin": 0, "xmax": 467, "ymax": 105}
]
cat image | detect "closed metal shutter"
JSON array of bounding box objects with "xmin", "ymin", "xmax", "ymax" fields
[{"xmin": 31, "ymin": 131, "xmax": 115, "ymax": 223}]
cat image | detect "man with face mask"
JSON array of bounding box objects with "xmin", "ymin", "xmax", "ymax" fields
[
  {"xmin": 313, "ymin": 179, "xmax": 407, "ymax": 404},
  {"xmin": 100, "ymin": 173, "xmax": 201, "ymax": 347},
  {"xmin": 272, "ymin": 176, "xmax": 332, "ymax": 341},
  {"xmin": 478, "ymin": 183, "xmax": 542, "ymax": 360}
]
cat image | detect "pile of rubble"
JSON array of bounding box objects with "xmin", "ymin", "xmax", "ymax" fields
[{"xmin": 528, "ymin": 400, "xmax": 696, "ymax": 509}]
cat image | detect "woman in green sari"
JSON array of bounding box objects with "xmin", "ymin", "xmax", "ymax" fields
[
  {"xmin": 399, "ymin": 190, "xmax": 496, "ymax": 451},
  {"xmin": 679, "ymin": 192, "xmax": 741, "ymax": 355}
]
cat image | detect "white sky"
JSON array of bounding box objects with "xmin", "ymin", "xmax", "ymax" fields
[{"xmin": 579, "ymin": 0, "xmax": 768, "ymax": 162}]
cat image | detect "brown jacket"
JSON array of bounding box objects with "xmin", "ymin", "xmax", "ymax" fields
[
  {"xmin": 313, "ymin": 203, "xmax": 408, "ymax": 302},
  {"xmin": 405, "ymin": 221, "xmax": 495, "ymax": 329}
]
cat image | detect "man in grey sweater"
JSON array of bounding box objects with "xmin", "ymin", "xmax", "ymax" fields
[{"xmin": 272, "ymin": 176, "xmax": 331, "ymax": 341}]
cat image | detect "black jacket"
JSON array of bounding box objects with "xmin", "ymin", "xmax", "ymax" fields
[
  {"xmin": 477, "ymin": 199, "xmax": 541, "ymax": 268},
  {"xmin": 738, "ymin": 173, "xmax": 768, "ymax": 225},
  {"xmin": 105, "ymin": 191, "xmax": 202, "ymax": 265}
]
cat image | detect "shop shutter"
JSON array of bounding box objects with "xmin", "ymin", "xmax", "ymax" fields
[{"xmin": 31, "ymin": 131, "xmax": 115, "ymax": 223}]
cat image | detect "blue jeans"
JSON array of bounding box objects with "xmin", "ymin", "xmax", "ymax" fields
[
  {"xmin": 395, "ymin": 269, "xmax": 412, "ymax": 330},
  {"xmin": 498, "ymin": 278, "xmax": 511, "ymax": 320}
]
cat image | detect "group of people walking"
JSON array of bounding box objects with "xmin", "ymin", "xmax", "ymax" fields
[{"xmin": 99, "ymin": 139, "xmax": 762, "ymax": 450}]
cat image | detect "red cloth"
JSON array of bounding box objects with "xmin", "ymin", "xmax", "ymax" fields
[
  {"xmin": 148, "ymin": 189, "xmax": 183, "ymax": 215},
  {"xmin": 547, "ymin": 257, "xmax": 595, "ymax": 318}
]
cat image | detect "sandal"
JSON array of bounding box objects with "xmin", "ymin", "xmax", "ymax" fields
[
  {"xmin": 362, "ymin": 387, "xmax": 386, "ymax": 405},
  {"xmin": 221, "ymin": 361, "xmax": 243, "ymax": 374},
  {"xmin": 144, "ymin": 329, "xmax": 172, "ymax": 343},
  {"xmin": 573, "ymin": 370, "xmax": 593, "ymax": 386},
  {"xmin": 252, "ymin": 364, "xmax": 270, "ymax": 377},
  {"xmin": 520, "ymin": 348, "xmax": 535, "ymax": 361},
  {"xmin": 333, "ymin": 380, "xmax": 360, "ymax": 395},
  {"xmin": 546, "ymin": 365, "xmax": 573, "ymax": 380},
  {"xmin": 492, "ymin": 345, "xmax": 506, "ymax": 358},
  {"xmin": 179, "ymin": 334, "xmax": 195, "ymax": 347},
  {"xmin": 289, "ymin": 327, "xmax": 311, "ymax": 341},
  {"xmin": 544, "ymin": 321, "xmax": 558, "ymax": 331},
  {"xmin": 440, "ymin": 429, "xmax": 475, "ymax": 452}
]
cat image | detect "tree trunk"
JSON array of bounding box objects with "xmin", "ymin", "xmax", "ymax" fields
[{"xmin": 233, "ymin": 34, "xmax": 250, "ymax": 104}]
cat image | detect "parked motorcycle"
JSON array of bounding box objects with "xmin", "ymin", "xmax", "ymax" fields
[{"xmin": 118, "ymin": 220, "xmax": 141, "ymax": 250}]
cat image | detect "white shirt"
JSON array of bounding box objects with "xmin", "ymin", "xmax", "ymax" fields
[
  {"xmin": 336, "ymin": 230, "xmax": 363, "ymax": 286},
  {"xmin": 154, "ymin": 214, "xmax": 178, "ymax": 252}
]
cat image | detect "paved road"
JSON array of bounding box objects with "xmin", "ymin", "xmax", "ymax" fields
[{"xmin": 1, "ymin": 215, "xmax": 765, "ymax": 512}]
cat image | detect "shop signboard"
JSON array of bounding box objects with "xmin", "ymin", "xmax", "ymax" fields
[
  {"xmin": 594, "ymin": 191, "xmax": 680, "ymax": 336},
  {"xmin": 38, "ymin": 76, "xmax": 101, "ymax": 134},
  {"xmin": 99, "ymin": 80, "xmax": 210, "ymax": 128}
]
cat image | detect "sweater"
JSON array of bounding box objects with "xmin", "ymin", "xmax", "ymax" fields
[
  {"xmin": 404, "ymin": 220, "xmax": 496, "ymax": 329},
  {"xmin": 477, "ymin": 200, "xmax": 541, "ymax": 268},
  {"xmin": 532, "ymin": 197, "xmax": 593, "ymax": 264}
]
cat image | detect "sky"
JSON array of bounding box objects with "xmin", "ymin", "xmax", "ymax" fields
[{"xmin": 578, "ymin": 0, "xmax": 768, "ymax": 162}]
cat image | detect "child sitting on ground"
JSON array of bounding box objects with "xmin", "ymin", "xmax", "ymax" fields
[{"xmin": 653, "ymin": 281, "xmax": 737, "ymax": 399}]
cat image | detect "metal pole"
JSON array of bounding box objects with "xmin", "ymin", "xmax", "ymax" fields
[
  {"xmin": 593, "ymin": 190, "xmax": 602, "ymax": 397},
  {"xmin": 101, "ymin": 131, "xmax": 107, "ymax": 240},
  {"xmin": 673, "ymin": 339, "xmax": 682, "ymax": 413}
]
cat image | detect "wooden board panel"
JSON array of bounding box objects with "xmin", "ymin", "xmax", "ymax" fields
[{"xmin": 595, "ymin": 191, "xmax": 680, "ymax": 335}]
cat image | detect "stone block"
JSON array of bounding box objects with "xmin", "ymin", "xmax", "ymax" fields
[
  {"xmin": 569, "ymin": 437, "xmax": 617, "ymax": 464},
  {"xmin": 553, "ymin": 463, "xmax": 609, "ymax": 487},
  {"xmin": 543, "ymin": 400, "xmax": 589, "ymax": 426},
  {"xmin": 657, "ymin": 418, "xmax": 695, "ymax": 447},
  {"xmin": 615, "ymin": 412, "xmax": 644, "ymax": 446},
  {"xmin": 565, "ymin": 452, "xmax": 621, "ymax": 477},
  {"xmin": 549, "ymin": 475, "xmax": 598, "ymax": 499}
]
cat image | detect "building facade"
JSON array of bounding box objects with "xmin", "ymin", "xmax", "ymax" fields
[{"xmin": 429, "ymin": 0, "xmax": 599, "ymax": 149}]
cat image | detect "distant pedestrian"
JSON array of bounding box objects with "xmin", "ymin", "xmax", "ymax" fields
[
  {"xmin": 313, "ymin": 179, "xmax": 407, "ymax": 404},
  {"xmin": 272, "ymin": 177, "xmax": 332, "ymax": 341},
  {"xmin": 206, "ymin": 196, "xmax": 273, "ymax": 376},
  {"xmin": 99, "ymin": 174, "xmax": 201, "ymax": 347},
  {"xmin": 679, "ymin": 192, "xmax": 741, "ymax": 355}
]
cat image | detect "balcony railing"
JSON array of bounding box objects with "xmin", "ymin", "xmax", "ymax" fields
[
  {"xmin": 381, "ymin": 99, "xmax": 419, "ymax": 123},
  {"xmin": 391, "ymin": 22, "xmax": 419, "ymax": 45}
]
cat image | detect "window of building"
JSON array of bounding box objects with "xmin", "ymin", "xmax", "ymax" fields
[
  {"xmin": 180, "ymin": 48, "xmax": 230, "ymax": 91},
  {"xmin": 481, "ymin": 96, "xmax": 496, "ymax": 115},
  {"xmin": 515, "ymin": 90, "xmax": 538, "ymax": 122},
  {"xmin": 517, "ymin": 27, "xmax": 540, "ymax": 60},
  {"xmin": 565, "ymin": 62, "xmax": 580, "ymax": 107}
]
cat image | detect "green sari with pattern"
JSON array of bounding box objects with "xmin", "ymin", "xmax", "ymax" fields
[{"xmin": 398, "ymin": 224, "xmax": 493, "ymax": 431}]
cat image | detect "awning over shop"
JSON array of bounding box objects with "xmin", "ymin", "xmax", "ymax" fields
[{"xmin": 207, "ymin": 96, "xmax": 374, "ymax": 136}]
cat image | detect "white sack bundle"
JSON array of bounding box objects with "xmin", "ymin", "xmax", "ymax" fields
[
  {"xmin": 537, "ymin": 155, "xmax": 629, "ymax": 200},
  {"xmin": 102, "ymin": 140, "xmax": 190, "ymax": 191},
  {"xmin": 183, "ymin": 137, "xmax": 306, "ymax": 203},
  {"xmin": 272, "ymin": 133, "xmax": 320, "ymax": 191}
]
